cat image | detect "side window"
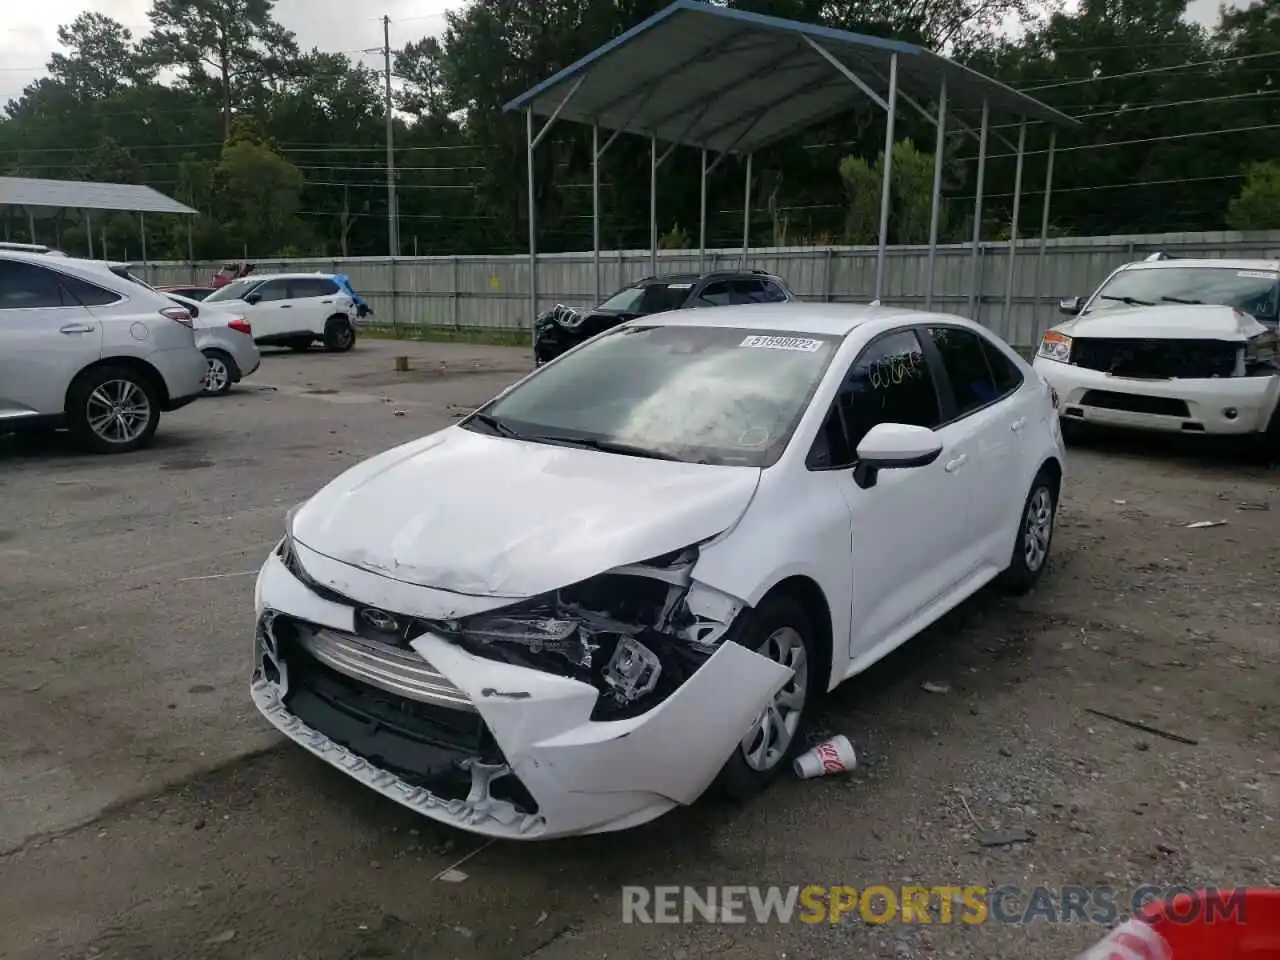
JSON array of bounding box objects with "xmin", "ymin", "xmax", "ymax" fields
[
  {"xmin": 695, "ymin": 280, "xmax": 733, "ymax": 306},
  {"xmin": 808, "ymin": 329, "xmax": 941, "ymax": 469},
  {"xmin": 927, "ymin": 326, "xmax": 999, "ymax": 417},
  {"xmin": 58, "ymin": 273, "xmax": 123, "ymax": 307},
  {"xmin": 760, "ymin": 280, "xmax": 789, "ymax": 302},
  {"xmin": 0, "ymin": 259, "xmax": 77, "ymax": 310},
  {"xmin": 978, "ymin": 335, "xmax": 1024, "ymax": 398},
  {"xmin": 731, "ymin": 279, "xmax": 767, "ymax": 303},
  {"xmin": 290, "ymin": 278, "xmax": 339, "ymax": 298},
  {"xmin": 254, "ymin": 280, "xmax": 290, "ymax": 302}
]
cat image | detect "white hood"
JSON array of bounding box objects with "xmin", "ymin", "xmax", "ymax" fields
[
  {"xmin": 1061, "ymin": 303, "xmax": 1268, "ymax": 341},
  {"xmin": 291, "ymin": 425, "xmax": 761, "ymax": 598}
]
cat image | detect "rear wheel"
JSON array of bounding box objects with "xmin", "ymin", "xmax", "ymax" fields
[
  {"xmin": 997, "ymin": 467, "xmax": 1059, "ymax": 595},
  {"xmin": 324, "ymin": 315, "xmax": 356, "ymax": 352},
  {"xmin": 67, "ymin": 365, "xmax": 161, "ymax": 454},
  {"xmin": 714, "ymin": 594, "xmax": 819, "ymax": 800},
  {"xmin": 201, "ymin": 349, "xmax": 235, "ymax": 396}
]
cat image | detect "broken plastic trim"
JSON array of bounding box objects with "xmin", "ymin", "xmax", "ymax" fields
[{"xmin": 426, "ymin": 542, "xmax": 748, "ymax": 721}]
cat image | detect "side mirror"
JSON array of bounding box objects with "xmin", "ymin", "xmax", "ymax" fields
[
  {"xmin": 1058, "ymin": 296, "xmax": 1083, "ymax": 316},
  {"xmin": 244, "ymin": 292, "xmax": 261, "ymax": 305},
  {"xmin": 852, "ymin": 423, "xmax": 944, "ymax": 490}
]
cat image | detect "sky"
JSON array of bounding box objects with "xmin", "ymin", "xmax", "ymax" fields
[{"xmin": 0, "ymin": 0, "xmax": 1229, "ymax": 104}]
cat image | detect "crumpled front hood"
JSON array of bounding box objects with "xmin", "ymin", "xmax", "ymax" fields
[
  {"xmin": 1059, "ymin": 303, "xmax": 1267, "ymax": 341},
  {"xmin": 290, "ymin": 426, "xmax": 761, "ymax": 599}
]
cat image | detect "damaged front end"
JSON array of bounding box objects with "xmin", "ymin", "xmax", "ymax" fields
[
  {"xmin": 252, "ymin": 537, "xmax": 789, "ymax": 839},
  {"xmin": 426, "ymin": 544, "xmax": 747, "ymax": 721}
]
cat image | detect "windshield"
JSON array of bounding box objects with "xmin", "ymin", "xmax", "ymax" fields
[
  {"xmin": 596, "ymin": 281, "xmax": 693, "ymax": 314},
  {"xmin": 1084, "ymin": 266, "xmax": 1280, "ymax": 323},
  {"xmin": 464, "ymin": 324, "xmax": 840, "ymax": 467},
  {"xmin": 205, "ymin": 278, "xmax": 259, "ymax": 303}
]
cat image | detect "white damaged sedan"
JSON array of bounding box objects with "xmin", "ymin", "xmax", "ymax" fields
[{"xmin": 252, "ymin": 303, "xmax": 1066, "ymax": 839}]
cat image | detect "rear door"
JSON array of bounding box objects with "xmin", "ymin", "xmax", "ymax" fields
[
  {"xmin": 288, "ymin": 277, "xmax": 344, "ymax": 332},
  {"xmin": 921, "ymin": 325, "xmax": 1025, "ymax": 570},
  {"xmin": 0, "ymin": 258, "xmax": 109, "ymax": 418}
]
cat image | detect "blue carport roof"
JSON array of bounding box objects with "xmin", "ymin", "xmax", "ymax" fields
[{"xmin": 503, "ymin": 0, "xmax": 1078, "ymax": 156}]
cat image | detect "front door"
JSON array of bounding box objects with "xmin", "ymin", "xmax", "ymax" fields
[
  {"xmin": 246, "ymin": 279, "xmax": 296, "ymax": 338},
  {"xmin": 0, "ymin": 259, "xmax": 105, "ymax": 419},
  {"xmin": 810, "ymin": 328, "xmax": 974, "ymax": 664}
]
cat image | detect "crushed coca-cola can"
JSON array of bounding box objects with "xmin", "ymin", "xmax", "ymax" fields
[
  {"xmin": 1072, "ymin": 918, "xmax": 1172, "ymax": 960},
  {"xmin": 793, "ymin": 735, "xmax": 857, "ymax": 779}
]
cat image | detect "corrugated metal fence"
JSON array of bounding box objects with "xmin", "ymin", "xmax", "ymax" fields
[{"xmin": 143, "ymin": 230, "xmax": 1280, "ymax": 348}]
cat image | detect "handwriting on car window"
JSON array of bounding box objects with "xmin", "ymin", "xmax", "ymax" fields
[{"xmin": 866, "ymin": 350, "xmax": 924, "ymax": 390}]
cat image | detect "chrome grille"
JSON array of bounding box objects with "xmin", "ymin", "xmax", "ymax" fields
[{"xmin": 296, "ymin": 626, "xmax": 474, "ymax": 712}]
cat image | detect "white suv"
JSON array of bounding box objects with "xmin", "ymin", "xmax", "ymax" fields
[
  {"xmin": 0, "ymin": 251, "xmax": 208, "ymax": 453},
  {"xmin": 203, "ymin": 273, "xmax": 359, "ymax": 352}
]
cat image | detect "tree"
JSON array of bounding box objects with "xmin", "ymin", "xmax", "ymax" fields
[
  {"xmin": 213, "ymin": 118, "xmax": 311, "ymax": 255},
  {"xmin": 47, "ymin": 13, "xmax": 154, "ymax": 100},
  {"xmin": 1227, "ymin": 162, "xmax": 1280, "ymax": 230},
  {"xmin": 143, "ymin": 0, "xmax": 299, "ymax": 139},
  {"xmin": 839, "ymin": 140, "xmax": 941, "ymax": 244},
  {"xmin": 395, "ymin": 37, "xmax": 447, "ymax": 118}
]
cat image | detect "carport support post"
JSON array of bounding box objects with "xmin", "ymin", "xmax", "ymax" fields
[
  {"xmin": 139, "ymin": 213, "xmax": 148, "ymax": 283},
  {"xmin": 649, "ymin": 136, "xmax": 658, "ymax": 275},
  {"xmin": 1002, "ymin": 119, "xmax": 1027, "ymax": 333},
  {"xmin": 526, "ymin": 108, "xmax": 537, "ymax": 351},
  {"xmin": 874, "ymin": 52, "xmax": 899, "ymax": 303},
  {"xmin": 967, "ymin": 99, "xmax": 990, "ymax": 319},
  {"xmin": 85, "ymin": 210, "xmax": 94, "ymax": 259},
  {"xmin": 592, "ymin": 123, "xmax": 601, "ymax": 303},
  {"xmin": 741, "ymin": 152, "xmax": 752, "ymax": 268},
  {"xmin": 925, "ymin": 76, "xmax": 947, "ymax": 310},
  {"xmin": 186, "ymin": 217, "xmax": 195, "ymax": 284},
  {"xmin": 27, "ymin": 211, "xmax": 36, "ymax": 244},
  {"xmin": 1034, "ymin": 130, "xmax": 1057, "ymax": 324},
  {"xmin": 699, "ymin": 148, "xmax": 708, "ymax": 273}
]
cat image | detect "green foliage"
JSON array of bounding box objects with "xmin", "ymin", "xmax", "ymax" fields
[
  {"xmin": 1226, "ymin": 162, "xmax": 1280, "ymax": 231},
  {"xmin": 659, "ymin": 223, "xmax": 690, "ymax": 249},
  {"xmin": 3, "ymin": 0, "xmax": 1280, "ymax": 260}
]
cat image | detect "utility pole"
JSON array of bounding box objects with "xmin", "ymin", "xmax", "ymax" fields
[{"xmin": 383, "ymin": 14, "xmax": 398, "ymax": 257}]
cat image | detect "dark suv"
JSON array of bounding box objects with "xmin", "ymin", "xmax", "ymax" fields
[{"xmin": 534, "ymin": 269, "xmax": 797, "ymax": 364}]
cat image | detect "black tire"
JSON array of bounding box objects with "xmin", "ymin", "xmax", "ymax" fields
[
  {"xmin": 997, "ymin": 467, "xmax": 1059, "ymax": 595},
  {"xmin": 287, "ymin": 337, "xmax": 312, "ymax": 352},
  {"xmin": 324, "ymin": 315, "xmax": 356, "ymax": 352},
  {"xmin": 713, "ymin": 593, "xmax": 821, "ymax": 800},
  {"xmin": 66, "ymin": 364, "xmax": 162, "ymax": 455},
  {"xmin": 201, "ymin": 348, "xmax": 236, "ymax": 396}
]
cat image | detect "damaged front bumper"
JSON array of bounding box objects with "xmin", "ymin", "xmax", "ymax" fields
[{"xmin": 251, "ymin": 549, "xmax": 792, "ymax": 839}]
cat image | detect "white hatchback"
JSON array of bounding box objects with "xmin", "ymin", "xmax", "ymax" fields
[
  {"xmin": 0, "ymin": 251, "xmax": 207, "ymax": 453},
  {"xmin": 251, "ymin": 303, "xmax": 1066, "ymax": 839},
  {"xmin": 203, "ymin": 273, "xmax": 359, "ymax": 352}
]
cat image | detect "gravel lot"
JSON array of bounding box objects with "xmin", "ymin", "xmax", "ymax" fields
[{"xmin": 1, "ymin": 339, "xmax": 1276, "ymax": 960}]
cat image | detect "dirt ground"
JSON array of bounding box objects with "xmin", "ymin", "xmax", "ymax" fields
[{"xmin": 0, "ymin": 339, "xmax": 1276, "ymax": 960}]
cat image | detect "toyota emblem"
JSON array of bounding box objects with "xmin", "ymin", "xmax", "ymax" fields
[{"xmin": 359, "ymin": 608, "xmax": 399, "ymax": 633}]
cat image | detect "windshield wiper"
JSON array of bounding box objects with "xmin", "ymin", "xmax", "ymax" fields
[
  {"xmin": 1160, "ymin": 295, "xmax": 1204, "ymax": 305},
  {"xmin": 527, "ymin": 435, "xmax": 684, "ymax": 461},
  {"xmin": 467, "ymin": 412, "xmax": 520, "ymax": 438},
  {"xmin": 1099, "ymin": 294, "xmax": 1156, "ymax": 306}
]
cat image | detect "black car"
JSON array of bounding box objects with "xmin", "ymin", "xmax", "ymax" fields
[{"xmin": 533, "ymin": 269, "xmax": 797, "ymax": 364}]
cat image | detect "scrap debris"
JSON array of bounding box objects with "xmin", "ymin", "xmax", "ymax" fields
[
  {"xmin": 1184, "ymin": 520, "xmax": 1226, "ymax": 529},
  {"xmin": 1084, "ymin": 708, "xmax": 1199, "ymax": 745},
  {"xmin": 921, "ymin": 681, "xmax": 951, "ymax": 694}
]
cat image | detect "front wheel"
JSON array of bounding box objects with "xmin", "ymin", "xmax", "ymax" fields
[
  {"xmin": 997, "ymin": 468, "xmax": 1059, "ymax": 595},
  {"xmin": 713, "ymin": 594, "xmax": 819, "ymax": 800},
  {"xmin": 324, "ymin": 316, "xmax": 356, "ymax": 352},
  {"xmin": 66, "ymin": 365, "xmax": 161, "ymax": 454}
]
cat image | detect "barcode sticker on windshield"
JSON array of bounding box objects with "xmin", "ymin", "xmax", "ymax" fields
[
  {"xmin": 740, "ymin": 335, "xmax": 823, "ymax": 352},
  {"xmin": 1237, "ymin": 270, "xmax": 1277, "ymax": 279}
]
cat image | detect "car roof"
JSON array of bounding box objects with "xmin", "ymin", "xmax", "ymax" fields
[
  {"xmin": 632, "ymin": 268, "xmax": 784, "ymax": 284},
  {"xmin": 1119, "ymin": 257, "xmax": 1280, "ymax": 273},
  {"xmin": 236, "ymin": 272, "xmax": 338, "ymax": 282},
  {"xmin": 630, "ymin": 301, "xmax": 973, "ymax": 337}
]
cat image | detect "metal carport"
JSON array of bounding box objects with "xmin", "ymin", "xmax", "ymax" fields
[
  {"xmin": 0, "ymin": 176, "xmax": 198, "ymax": 269},
  {"xmin": 503, "ymin": 0, "xmax": 1080, "ymax": 334}
]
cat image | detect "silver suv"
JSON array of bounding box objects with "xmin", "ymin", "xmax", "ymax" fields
[{"xmin": 0, "ymin": 251, "xmax": 207, "ymax": 453}]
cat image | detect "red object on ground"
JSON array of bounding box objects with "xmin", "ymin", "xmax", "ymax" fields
[{"xmin": 1140, "ymin": 889, "xmax": 1280, "ymax": 959}]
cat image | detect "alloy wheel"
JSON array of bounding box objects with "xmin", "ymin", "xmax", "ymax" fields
[
  {"xmin": 86, "ymin": 379, "xmax": 152, "ymax": 446},
  {"xmin": 740, "ymin": 626, "xmax": 808, "ymax": 772}
]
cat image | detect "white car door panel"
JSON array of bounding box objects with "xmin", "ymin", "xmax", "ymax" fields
[
  {"xmin": 805, "ymin": 327, "xmax": 974, "ymax": 663},
  {"xmin": 247, "ymin": 279, "xmax": 295, "ymax": 338},
  {"xmin": 0, "ymin": 259, "xmax": 105, "ymax": 417}
]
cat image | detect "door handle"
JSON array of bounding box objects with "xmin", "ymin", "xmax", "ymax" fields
[
  {"xmin": 321, "ymin": 300, "xmax": 333, "ymax": 304},
  {"xmin": 59, "ymin": 323, "xmax": 95, "ymax": 334},
  {"xmin": 944, "ymin": 453, "xmax": 968, "ymax": 473},
  {"xmin": 279, "ymin": 304, "xmax": 291, "ymax": 308},
  {"xmin": 1011, "ymin": 417, "xmax": 1026, "ymax": 432}
]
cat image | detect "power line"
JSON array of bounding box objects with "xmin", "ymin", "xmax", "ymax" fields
[
  {"xmin": 956, "ymin": 121, "xmax": 1280, "ymax": 162},
  {"xmin": 1016, "ymin": 49, "xmax": 1280, "ymax": 91}
]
